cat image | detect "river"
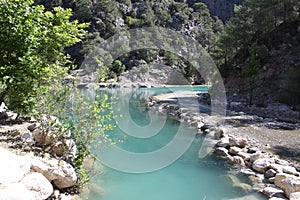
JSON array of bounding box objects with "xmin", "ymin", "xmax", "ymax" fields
[{"xmin": 86, "ymin": 87, "xmax": 266, "ymax": 200}]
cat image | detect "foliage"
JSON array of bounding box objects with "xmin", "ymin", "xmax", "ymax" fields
[
  {"xmin": 213, "ymin": 0, "xmax": 300, "ymax": 68},
  {"xmin": 34, "ymin": 82, "xmax": 115, "ymax": 187},
  {"xmin": 35, "ymin": 0, "xmax": 220, "ymax": 78},
  {"xmin": 0, "ymin": 0, "xmax": 88, "ymax": 114}
]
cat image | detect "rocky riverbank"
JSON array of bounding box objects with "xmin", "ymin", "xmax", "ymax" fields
[
  {"xmin": 147, "ymin": 91, "xmax": 300, "ymax": 200},
  {"xmin": 0, "ymin": 102, "xmax": 80, "ymax": 200}
]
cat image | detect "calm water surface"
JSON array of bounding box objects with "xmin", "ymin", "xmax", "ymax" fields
[{"xmin": 87, "ymin": 88, "xmax": 266, "ymax": 200}]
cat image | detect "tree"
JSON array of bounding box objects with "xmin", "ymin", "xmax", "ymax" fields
[
  {"xmin": 213, "ymin": 0, "xmax": 300, "ymax": 68},
  {"xmin": 0, "ymin": 0, "xmax": 88, "ymax": 114}
]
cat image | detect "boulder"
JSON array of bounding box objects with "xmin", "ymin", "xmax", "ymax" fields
[
  {"xmin": 51, "ymin": 141, "xmax": 66, "ymax": 157},
  {"xmin": 250, "ymin": 153, "xmax": 267, "ymax": 162},
  {"xmin": 270, "ymin": 163, "xmax": 284, "ymax": 173},
  {"xmin": 269, "ymin": 177, "xmax": 275, "ymax": 184},
  {"xmin": 290, "ymin": 192, "xmax": 300, "ymax": 200},
  {"xmin": 31, "ymin": 157, "xmax": 77, "ymax": 189},
  {"xmin": 262, "ymin": 186, "xmax": 284, "ymax": 198},
  {"xmin": 269, "ymin": 197, "xmax": 288, "ymax": 200},
  {"xmin": 282, "ymin": 165, "xmax": 298, "ymax": 176},
  {"xmin": 212, "ymin": 128, "xmax": 224, "ymax": 139},
  {"xmin": 247, "ymin": 147, "xmax": 259, "ymax": 154},
  {"xmin": 21, "ymin": 172, "xmax": 53, "ymax": 200},
  {"xmin": 237, "ymin": 152, "xmax": 251, "ymax": 161},
  {"xmin": 265, "ymin": 169, "xmax": 277, "ymax": 179},
  {"xmin": 275, "ymin": 173, "xmax": 300, "ymax": 197},
  {"xmin": 252, "ymin": 158, "xmax": 274, "ymax": 173},
  {"xmin": 229, "ymin": 137, "xmax": 248, "ymax": 148},
  {"xmin": 229, "ymin": 146, "xmax": 243, "ymax": 155},
  {"xmin": 275, "ymin": 159, "xmax": 290, "ymax": 166},
  {"xmin": 216, "ymin": 136, "xmax": 229, "ymax": 148},
  {"xmin": 27, "ymin": 122, "xmax": 40, "ymax": 131},
  {"xmin": 229, "ymin": 156, "xmax": 245, "ymax": 166},
  {"xmin": 241, "ymin": 168, "xmax": 256, "ymax": 176},
  {"xmin": 214, "ymin": 147, "xmax": 230, "ymax": 157},
  {"xmin": 0, "ymin": 147, "xmax": 31, "ymax": 184},
  {"xmin": 0, "ymin": 183, "xmax": 35, "ymax": 200},
  {"xmin": 32, "ymin": 129, "xmax": 56, "ymax": 146}
]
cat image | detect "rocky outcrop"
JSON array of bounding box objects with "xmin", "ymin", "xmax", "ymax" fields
[{"xmin": 0, "ymin": 103, "xmax": 78, "ymax": 199}]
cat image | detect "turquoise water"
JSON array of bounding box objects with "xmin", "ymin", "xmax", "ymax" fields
[{"xmin": 88, "ymin": 88, "xmax": 265, "ymax": 200}]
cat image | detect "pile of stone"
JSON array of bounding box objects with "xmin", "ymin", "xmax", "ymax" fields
[
  {"xmin": 0, "ymin": 102, "xmax": 79, "ymax": 200},
  {"xmin": 0, "ymin": 147, "xmax": 77, "ymax": 200},
  {"xmin": 148, "ymin": 100, "xmax": 300, "ymax": 200},
  {"xmin": 214, "ymin": 129, "xmax": 300, "ymax": 200}
]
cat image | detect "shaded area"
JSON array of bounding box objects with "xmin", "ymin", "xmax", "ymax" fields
[{"xmin": 271, "ymin": 146, "xmax": 300, "ymax": 163}]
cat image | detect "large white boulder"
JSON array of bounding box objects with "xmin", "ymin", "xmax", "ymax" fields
[
  {"xmin": 0, "ymin": 183, "xmax": 35, "ymax": 200},
  {"xmin": 31, "ymin": 157, "xmax": 77, "ymax": 189},
  {"xmin": 252, "ymin": 158, "xmax": 274, "ymax": 173},
  {"xmin": 274, "ymin": 173, "xmax": 300, "ymax": 197},
  {"xmin": 0, "ymin": 147, "xmax": 31, "ymax": 184},
  {"xmin": 21, "ymin": 172, "xmax": 53, "ymax": 200}
]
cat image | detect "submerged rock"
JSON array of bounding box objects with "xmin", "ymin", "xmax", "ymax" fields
[{"xmin": 221, "ymin": 174, "xmax": 252, "ymax": 194}]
